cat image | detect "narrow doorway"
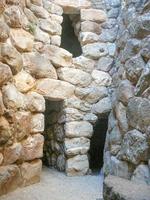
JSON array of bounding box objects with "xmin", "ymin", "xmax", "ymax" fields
[{"xmin": 89, "ymin": 118, "xmax": 108, "ymax": 173}]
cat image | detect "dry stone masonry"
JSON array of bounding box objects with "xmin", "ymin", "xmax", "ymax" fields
[{"xmin": 0, "ymin": 0, "xmax": 150, "ymax": 199}]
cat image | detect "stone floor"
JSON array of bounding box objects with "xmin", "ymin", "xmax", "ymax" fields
[{"xmin": 1, "ymin": 167, "xmax": 103, "ymax": 200}]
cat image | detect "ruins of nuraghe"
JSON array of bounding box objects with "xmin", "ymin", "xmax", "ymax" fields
[{"xmin": 0, "ymin": 0, "xmax": 150, "ymax": 199}]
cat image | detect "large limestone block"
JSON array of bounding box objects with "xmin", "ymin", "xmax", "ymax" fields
[
  {"xmin": 34, "ymin": 27, "xmax": 50, "ymax": 44},
  {"xmin": 14, "ymin": 70, "xmax": 35, "ymax": 93},
  {"xmin": 92, "ymin": 97, "xmax": 112, "ymax": 115},
  {"xmin": 10, "ymin": 29, "xmax": 34, "ymax": 52},
  {"xmin": 23, "ymin": 52, "xmax": 57, "ymax": 79},
  {"xmin": 65, "ymin": 121, "xmax": 93, "ymax": 138},
  {"xmin": 35, "ymin": 78, "xmax": 75, "ymax": 100},
  {"xmin": 0, "ymin": 21, "xmax": 10, "ymax": 42},
  {"xmin": 82, "ymin": 43, "xmax": 108, "ymax": 59},
  {"xmin": 13, "ymin": 111, "xmax": 31, "ymax": 141},
  {"xmin": 81, "ymin": 9, "xmax": 107, "ymax": 23},
  {"xmin": 2, "ymin": 84, "xmax": 27, "ymax": 110},
  {"xmin": 0, "ymin": 63, "xmax": 12, "ymax": 87},
  {"xmin": 39, "ymin": 18, "xmax": 62, "ymax": 35},
  {"xmin": 52, "ymin": 0, "xmax": 91, "ymax": 14},
  {"xmin": 73, "ymin": 56, "xmax": 95, "ymax": 73},
  {"xmin": 27, "ymin": 91, "xmax": 45, "ymax": 113},
  {"xmin": 22, "ymin": 134, "xmax": 44, "ymax": 161},
  {"xmin": 66, "ymin": 155, "xmax": 89, "ymax": 176},
  {"xmin": 0, "ymin": 165, "xmax": 21, "ymax": 195},
  {"xmin": 65, "ymin": 137, "xmax": 90, "ymax": 156},
  {"xmin": 0, "ymin": 117, "xmax": 12, "ymax": 146},
  {"xmin": 92, "ymin": 70, "xmax": 112, "ymax": 86},
  {"xmin": 31, "ymin": 113, "xmax": 44, "ymax": 133},
  {"xmin": 30, "ymin": 4, "xmax": 49, "ymax": 18},
  {"xmin": 43, "ymin": 45, "xmax": 72, "ymax": 67},
  {"xmin": 43, "ymin": 1, "xmax": 63, "ymax": 15},
  {"xmin": 81, "ymin": 21, "xmax": 102, "ymax": 34},
  {"xmin": 75, "ymin": 86, "xmax": 108, "ymax": 104},
  {"xmin": 0, "ymin": 43, "xmax": 23, "ymax": 75},
  {"xmin": 3, "ymin": 143, "xmax": 22, "ymax": 165},
  {"xmin": 20, "ymin": 159, "xmax": 42, "ymax": 187},
  {"xmin": 127, "ymin": 97, "xmax": 150, "ymax": 132},
  {"xmin": 119, "ymin": 129, "xmax": 149, "ymax": 165},
  {"xmin": 57, "ymin": 67, "xmax": 91, "ymax": 87},
  {"xmin": 79, "ymin": 32, "xmax": 99, "ymax": 46}
]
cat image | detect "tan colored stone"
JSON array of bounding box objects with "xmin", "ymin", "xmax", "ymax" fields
[
  {"xmin": 31, "ymin": 0, "xmax": 43, "ymax": 6},
  {"xmin": 31, "ymin": 114, "xmax": 44, "ymax": 133},
  {"xmin": 27, "ymin": 92, "xmax": 45, "ymax": 113},
  {"xmin": 0, "ymin": 0, "xmax": 5, "ymax": 15},
  {"xmin": 34, "ymin": 27, "xmax": 50, "ymax": 44},
  {"xmin": 10, "ymin": 29, "xmax": 34, "ymax": 52},
  {"xmin": 43, "ymin": 45, "xmax": 72, "ymax": 67},
  {"xmin": 24, "ymin": 8, "xmax": 38, "ymax": 24},
  {"xmin": 81, "ymin": 9, "xmax": 107, "ymax": 23},
  {"xmin": 0, "ymin": 21, "xmax": 10, "ymax": 42},
  {"xmin": 0, "ymin": 117, "xmax": 12, "ymax": 146},
  {"xmin": 0, "ymin": 165, "xmax": 21, "ymax": 195},
  {"xmin": 0, "ymin": 153, "xmax": 3, "ymax": 165},
  {"xmin": 0, "ymin": 43, "xmax": 23, "ymax": 75},
  {"xmin": 30, "ymin": 4, "xmax": 49, "ymax": 19},
  {"xmin": 57, "ymin": 67, "xmax": 92, "ymax": 87},
  {"xmin": 35, "ymin": 78, "xmax": 75, "ymax": 101},
  {"xmin": 0, "ymin": 91, "xmax": 5, "ymax": 116},
  {"xmin": 13, "ymin": 111, "xmax": 31, "ymax": 141},
  {"xmin": 14, "ymin": 70, "xmax": 35, "ymax": 93},
  {"xmin": 23, "ymin": 52, "xmax": 57, "ymax": 79},
  {"xmin": 20, "ymin": 159, "xmax": 42, "ymax": 187},
  {"xmin": 43, "ymin": 1, "xmax": 63, "ymax": 16},
  {"xmin": 66, "ymin": 155, "xmax": 89, "ymax": 176},
  {"xmin": 92, "ymin": 70, "xmax": 112, "ymax": 86},
  {"xmin": 3, "ymin": 143, "xmax": 22, "ymax": 165},
  {"xmin": 51, "ymin": 35, "xmax": 61, "ymax": 46},
  {"xmin": 50, "ymin": 14, "xmax": 63, "ymax": 24},
  {"xmin": 79, "ymin": 32, "xmax": 99, "ymax": 45},
  {"xmin": 22, "ymin": 134, "xmax": 44, "ymax": 161},
  {"xmin": 0, "ymin": 63, "xmax": 12, "ymax": 87},
  {"xmin": 52, "ymin": 0, "xmax": 91, "ymax": 14},
  {"xmin": 81, "ymin": 21, "xmax": 102, "ymax": 34}
]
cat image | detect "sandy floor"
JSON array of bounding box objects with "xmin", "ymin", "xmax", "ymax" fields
[{"xmin": 1, "ymin": 167, "xmax": 103, "ymax": 200}]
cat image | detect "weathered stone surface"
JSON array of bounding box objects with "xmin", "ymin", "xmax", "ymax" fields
[
  {"xmin": 119, "ymin": 129, "xmax": 149, "ymax": 165},
  {"xmin": 79, "ymin": 32, "xmax": 99, "ymax": 45},
  {"xmin": 127, "ymin": 97, "xmax": 150, "ymax": 132},
  {"xmin": 57, "ymin": 67, "xmax": 91, "ymax": 87},
  {"xmin": 0, "ymin": 153, "xmax": 3, "ymax": 165},
  {"xmin": 0, "ymin": 63, "xmax": 12, "ymax": 87},
  {"xmin": 82, "ymin": 43, "xmax": 108, "ymax": 59},
  {"xmin": 0, "ymin": 0, "xmax": 5, "ymax": 15},
  {"xmin": 73, "ymin": 56, "xmax": 95, "ymax": 73},
  {"xmin": 14, "ymin": 70, "xmax": 35, "ymax": 93},
  {"xmin": 27, "ymin": 92, "xmax": 45, "ymax": 113},
  {"xmin": 131, "ymin": 164, "xmax": 150, "ymax": 185},
  {"xmin": 0, "ymin": 117, "xmax": 12, "ymax": 146},
  {"xmin": 23, "ymin": 52, "xmax": 57, "ymax": 79},
  {"xmin": 2, "ymin": 84, "xmax": 27, "ymax": 110},
  {"xmin": 51, "ymin": 35, "xmax": 61, "ymax": 46},
  {"xmin": 0, "ymin": 165, "xmax": 21, "ymax": 195},
  {"xmin": 30, "ymin": 4, "xmax": 49, "ymax": 19},
  {"xmin": 22, "ymin": 134, "xmax": 44, "ymax": 161},
  {"xmin": 13, "ymin": 111, "xmax": 31, "ymax": 141},
  {"xmin": 81, "ymin": 9, "xmax": 107, "ymax": 23},
  {"xmin": 92, "ymin": 70, "xmax": 112, "ymax": 86},
  {"xmin": 52, "ymin": 0, "xmax": 91, "ymax": 14},
  {"xmin": 75, "ymin": 86, "xmax": 108, "ymax": 104},
  {"xmin": 34, "ymin": 27, "xmax": 50, "ymax": 43},
  {"xmin": 97, "ymin": 56, "xmax": 113, "ymax": 72},
  {"xmin": 43, "ymin": 45, "xmax": 72, "ymax": 67},
  {"xmin": 81, "ymin": 21, "xmax": 102, "ymax": 34},
  {"xmin": 99, "ymin": 26, "xmax": 118, "ymax": 43},
  {"xmin": 31, "ymin": 0, "xmax": 43, "ymax": 6},
  {"xmin": 0, "ymin": 43, "xmax": 23, "ymax": 75},
  {"xmin": 57, "ymin": 154, "xmax": 65, "ymax": 171},
  {"xmin": 39, "ymin": 19, "xmax": 62, "ymax": 35},
  {"xmin": 35, "ymin": 78, "xmax": 75, "ymax": 101},
  {"xmin": 92, "ymin": 97, "xmax": 112, "ymax": 115},
  {"xmin": 109, "ymin": 125, "xmax": 121, "ymax": 145},
  {"xmin": 111, "ymin": 156, "xmax": 131, "ymax": 179},
  {"xmin": 43, "ymin": 1, "xmax": 63, "ymax": 15},
  {"xmin": 0, "ymin": 91, "xmax": 5, "ymax": 115},
  {"xmin": 31, "ymin": 114, "xmax": 44, "ymax": 133},
  {"xmin": 20, "ymin": 159, "xmax": 42, "ymax": 187},
  {"xmin": 10, "ymin": 29, "xmax": 34, "ymax": 52},
  {"xmin": 3, "ymin": 143, "xmax": 22, "ymax": 165},
  {"xmin": 104, "ymin": 175, "xmax": 150, "ymax": 200},
  {"xmin": 66, "ymin": 155, "xmax": 89, "ymax": 176},
  {"xmin": 83, "ymin": 113, "xmax": 98, "ymax": 124},
  {"xmin": 64, "ymin": 137, "xmax": 90, "ymax": 156},
  {"xmin": 0, "ymin": 21, "xmax": 10, "ymax": 42},
  {"xmin": 24, "ymin": 8, "xmax": 38, "ymax": 24},
  {"xmin": 65, "ymin": 121, "xmax": 93, "ymax": 138}
]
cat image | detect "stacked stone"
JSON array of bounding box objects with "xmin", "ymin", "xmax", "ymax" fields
[{"xmin": 104, "ymin": 0, "xmax": 150, "ymax": 186}]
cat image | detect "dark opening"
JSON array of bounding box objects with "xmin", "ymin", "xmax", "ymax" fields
[
  {"xmin": 43, "ymin": 100, "xmax": 65, "ymax": 171},
  {"xmin": 89, "ymin": 118, "xmax": 108, "ymax": 173},
  {"xmin": 61, "ymin": 14, "xmax": 82, "ymax": 57}
]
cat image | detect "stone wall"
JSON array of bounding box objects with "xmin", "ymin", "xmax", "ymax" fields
[
  {"xmin": 104, "ymin": 0, "xmax": 150, "ymax": 186},
  {"xmin": 0, "ymin": 0, "xmax": 118, "ymax": 195}
]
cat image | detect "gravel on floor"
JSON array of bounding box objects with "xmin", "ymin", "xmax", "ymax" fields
[{"xmin": 1, "ymin": 167, "xmax": 103, "ymax": 200}]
